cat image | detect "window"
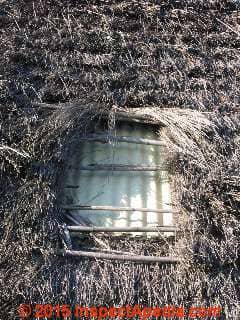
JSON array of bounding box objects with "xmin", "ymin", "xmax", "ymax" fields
[{"xmin": 60, "ymin": 122, "xmax": 174, "ymax": 238}]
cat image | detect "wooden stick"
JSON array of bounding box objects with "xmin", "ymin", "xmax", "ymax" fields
[
  {"xmin": 79, "ymin": 134, "xmax": 167, "ymax": 146},
  {"xmin": 67, "ymin": 226, "xmax": 177, "ymax": 232},
  {"xmin": 84, "ymin": 247, "xmax": 136, "ymax": 256},
  {"xmin": 63, "ymin": 250, "xmax": 180, "ymax": 263},
  {"xmin": 64, "ymin": 185, "xmax": 79, "ymax": 189},
  {"xmin": 62, "ymin": 224, "xmax": 72, "ymax": 249},
  {"xmin": 63, "ymin": 205, "xmax": 176, "ymax": 214},
  {"xmin": 77, "ymin": 164, "xmax": 166, "ymax": 171}
]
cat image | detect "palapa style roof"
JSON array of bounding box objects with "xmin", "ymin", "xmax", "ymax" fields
[{"xmin": 0, "ymin": 0, "xmax": 240, "ymax": 318}]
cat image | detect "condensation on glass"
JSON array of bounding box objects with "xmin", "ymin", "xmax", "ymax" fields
[{"xmin": 60, "ymin": 123, "xmax": 174, "ymax": 236}]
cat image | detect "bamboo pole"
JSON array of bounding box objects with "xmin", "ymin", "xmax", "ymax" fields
[
  {"xmin": 79, "ymin": 134, "xmax": 167, "ymax": 146},
  {"xmin": 63, "ymin": 250, "xmax": 180, "ymax": 263},
  {"xmin": 63, "ymin": 205, "xmax": 176, "ymax": 214},
  {"xmin": 76, "ymin": 164, "xmax": 166, "ymax": 171},
  {"xmin": 67, "ymin": 226, "xmax": 177, "ymax": 232}
]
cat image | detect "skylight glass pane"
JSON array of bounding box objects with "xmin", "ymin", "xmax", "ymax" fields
[{"xmin": 61, "ymin": 123, "xmax": 173, "ymax": 235}]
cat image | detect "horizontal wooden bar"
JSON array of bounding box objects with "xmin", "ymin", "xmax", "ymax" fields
[
  {"xmin": 63, "ymin": 250, "xmax": 180, "ymax": 264},
  {"xmin": 76, "ymin": 164, "xmax": 166, "ymax": 171},
  {"xmin": 63, "ymin": 205, "xmax": 176, "ymax": 214},
  {"xmin": 79, "ymin": 134, "xmax": 167, "ymax": 146},
  {"xmin": 64, "ymin": 185, "xmax": 79, "ymax": 189},
  {"xmin": 67, "ymin": 226, "xmax": 177, "ymax": 232},
  {"xmin": 84, "ymin": 247, "xmax": 136, "ymax": 256}
]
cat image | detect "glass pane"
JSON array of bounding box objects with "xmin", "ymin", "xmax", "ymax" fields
[{"xmin": 61, "ymin": 123, "xmax": 173, "ymax": 234}]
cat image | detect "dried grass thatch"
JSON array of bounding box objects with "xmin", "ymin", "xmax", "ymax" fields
[{"xmin": 1, "ymin": 0, "xmax": 240, "ymax": 319}]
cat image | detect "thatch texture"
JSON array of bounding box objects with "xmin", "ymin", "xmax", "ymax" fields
[{"xmin": 1, "ymin": 0, "xmax": 240, "ymax": 319}]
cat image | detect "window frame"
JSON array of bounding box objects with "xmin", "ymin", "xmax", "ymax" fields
[{"xmin": 60, "ymin": 118, "xmax": 179, "ymax": 264}]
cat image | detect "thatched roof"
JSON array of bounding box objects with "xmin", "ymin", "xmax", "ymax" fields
[
  {"xmin": 1, "ymin": 0, "xmax": 240, "ymax": 111},
  {"xmin": 1, "ymin": 0, "xmax": 240, "ymax": 318}
]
